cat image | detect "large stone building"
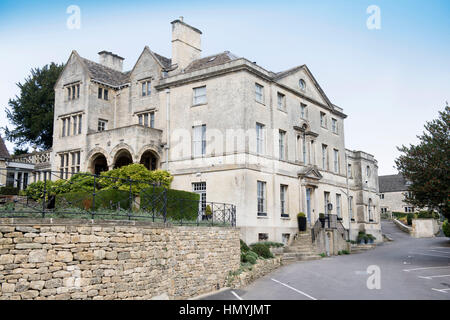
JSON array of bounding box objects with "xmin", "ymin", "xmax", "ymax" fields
[
  {"xmin": 379, "ymin": 173, "xmax": 417, "ymax": 214},
  {"xmin": 28, "ymin": 18, "xmax": 380, "ymax": 243}
]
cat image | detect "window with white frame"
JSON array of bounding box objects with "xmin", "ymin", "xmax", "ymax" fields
[
  {"xmin": 336, "ymin": 194, "xmax": 342, "ymax": 218},
  {"xmin": 324, "ymin": 191, "xmax": 330, "ymax": 214},
  {"xmin": 141, "ymin": 80, "xmax": 151, "ymax": 97},
  {"xmin": 62, "ymin": 118, "xmax": 66, "ymax": 137},
  {"xmin": 280, "ymin": 185, "xmax": 288, "ymax": 217},
  {"xmin": 193, "ymin": 182, "xmax": 207, "ymax": 215},
  {"xmin": 322, "ymin": 144, "xmax": 328, "ymax": 170},
  {"xmin": 70, "ymin": 151, "xmax": 81, "ymax": 174},
  {"xmin": 333, "ymin": 149, "xmax": 339, "ymax": 173},
  {"xmin": 59, "ymin": 153, "xmax": 69, "ymax": 179},
  {"xmin": 98, "ymin": 119, "xmax": 107, "ymax": 132},
  {"xmin": 192, "ymin": 124, "xmax": 206, "ymax": 157},
  {"xmin": 380, "ymin": 193, "xmax": 384, "ymax": 199},
  {"xmin": 257, "ymin": 181, "xmax": 267, "ymax": 216},
  {"xmin": 279, "ymin": 130, "xmax": 286, "ymax": 160},
  {"xmin": 138, "ymin": 112, "xmax": 155, "ymax": 128},
  {"xmin": 193, "ymin": 86, "xmax": 207, "ymax": 105},
  {"xmin": 277, "ymin": 92, "xmax": 286, "ymax": 110},
  {"xmin": 320, "ymin": 112, "xmax": 327, "ymax": 128},
  {"xmin": 332, "ymin": 118, "xmax": 338, "ymax": 134},
  {"xmin": 255, "ymin": 83, "xmax": 264, "ymax": 103},
  {"xmin": 256, "ymin": 123, "xmax": 265, "ymax": 155},
  {"xmin": 300, "ymin": 103, "xmax": 307, "ymax": 119},
  {"xmin": 404, "ymin": 206, "xmax": 415, "ymax": 213}
]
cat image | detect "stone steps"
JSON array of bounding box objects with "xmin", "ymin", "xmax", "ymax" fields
[{"xmin": 281, "ymin": 229, "xmax": 318, "ymax": 263}]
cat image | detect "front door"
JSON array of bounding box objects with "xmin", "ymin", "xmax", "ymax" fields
[{"xmin": 306, "ymin": 188, "xmax": 312, "ymax": 223}]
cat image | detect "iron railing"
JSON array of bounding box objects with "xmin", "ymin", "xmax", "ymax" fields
[
  {"xmin": 311, "ymin": 214, "xmax": 349, "ymax": 242},
  {"xmin": 0, "ymin": 169, "xmax": 236, "ymax": 227}
]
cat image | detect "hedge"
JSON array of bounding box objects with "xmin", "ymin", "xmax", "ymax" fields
[
  {"xmin": 140, "ymin": 186, "xmax": 200, "ymax": 221},
  {"xmin": 443, "ymin": 220, "xmax": 450, "ymax": 238},
  {"xmin": 56, "ymin": 189, "xmax": 131, "ymax": 211},
  {"xmin": 0, "ymin": 186, "xmax": 19, "ymax": 195}
]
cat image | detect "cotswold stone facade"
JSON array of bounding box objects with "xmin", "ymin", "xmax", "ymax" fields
[
  {"xmin": 0, "ymin": 219, "xmax": 240, "ymax": 300},
  {"xmin": 378, "ymin": 174, "xmax": 417, "ymax": 214},
  {"xmin": 48, "ymin": 18, "xmax": 381, "ymax": 243}
]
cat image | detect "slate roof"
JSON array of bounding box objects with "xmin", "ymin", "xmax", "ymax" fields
[
  {"xmin": 184, "ymin": 51, "xmax": 238, "ymax": 72},
  {"xmin": 81, "ymin": 58, "xmax": 131, "ymax": 87},
  {"xmin": 379, "ymin": 174, "xmax": 409, "ymax": 193},
  {"xmin": 153, "ymin": 53, "xmax": 172, "ymax": 69},
  {"xmin": 0, "ymin": 136, "xmax": 10, "ymax": 159},
  {"xmin": 81, "ymin": 51, "xmax": 172, "ymax": 87}
]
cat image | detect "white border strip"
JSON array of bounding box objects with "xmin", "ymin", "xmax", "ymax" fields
[
  {"xmin": 403, "ymin": 266, "xmax": 450, "ymax": 272},
  {"xmin": 271, "ymin": 278, "xmax": 317, "ymax": 300},
  {"xmin": 230, "ymin": 290, "xmax": 243, "ymax": 300}
]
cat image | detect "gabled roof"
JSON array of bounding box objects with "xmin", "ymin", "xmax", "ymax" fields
[
  {"xmin": 0, "ymin": 136, "xmax": 10, "ymax": 159},
  {"xmin": 274, "ymin": 64, "xmax": 334, "ymax": 109},
  {"xmin": 81, "ymin": 58, "xmax": 131, "ymax": 87},
  {"xmin": 153, "ymin": 52, "xmax": 172, "ymax": 69},
  {"xmin": 184, "ymin": 51, "xmax": 238, "ymax": 72},
  {"xmin": 379, "ymin": 174, "xmax": 409, "ymax": 193}
]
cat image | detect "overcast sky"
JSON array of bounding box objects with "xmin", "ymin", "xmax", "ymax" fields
[{"xmin": 0, "ymin": 0, "xmax": 449, "ymax": 175}]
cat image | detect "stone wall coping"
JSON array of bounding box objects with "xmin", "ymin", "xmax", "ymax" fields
[{"xmin": 0, "ymin": 218, "xmax": 236, "ymax": 230}]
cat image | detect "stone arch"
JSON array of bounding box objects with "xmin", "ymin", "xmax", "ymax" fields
[
  {"xmin": 113, "ymin": 149, "xmax": 133, "ymax": 169},
  {"xmin": 137, "ymin": 145, "xmax": 161, "ymax": 171},
  {"xmin": 88, "ymin": 152, "xmax": 109, "ymax": 175}
]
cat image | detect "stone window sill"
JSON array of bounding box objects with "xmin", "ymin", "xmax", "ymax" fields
[{"xmin": 192, "ymin": 102, "xmax": 207, "ymax": 107}]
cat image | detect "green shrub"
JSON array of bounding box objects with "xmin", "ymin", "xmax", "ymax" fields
[
  {"xmin": 243, "ymin": 251, "xmax": 258, "ymax": 265},
  {"xmin": 249, "ymin": 243, "xmax": 274, "ymax": 259},
  {"xmin": 297, "ymin": 212, "xmax": 306, "ymax": 218},
  {"xmin": 101, "ymin": 164, "xmax": 173, "ymax": 193},
  {"xmin": 341, "ymin": 250, "xmax": 350, "ymax": 255},
  {"xmin": 0, "ymin": 186, "xmax": 19, "ymax": 195},
  {"xmin": 56, "ymin": 189, "xmax": 131, "ymax": 211},
  {"xmin": 240, "ymin": 239, "xmax": 250, "ymax": 253},
  {"xmin": 253, "ymin": 241, "xmax": 284, "ymax": 248},
  {"xmin": 140, "ymin": 186, "xmax": 200, "ymax": 221},
  {"xmin": 443, "ymin": 220, "xmax": 450, "ymax": 238}
]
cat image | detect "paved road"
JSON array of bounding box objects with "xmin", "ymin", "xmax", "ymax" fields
[{"xmin": 204, "ymin": 220, "xmax": 450, "ymax": 300}]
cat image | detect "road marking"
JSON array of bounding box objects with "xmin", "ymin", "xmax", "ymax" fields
[
  {"xmin": 418, "ymin": 274, "xmax": 450, "ymax": 280},
  {"xmin": 230, "ymin": 290, "xmax": 243, "ymax": 300},
  {"xmin": 403, "ymin": 266, "xmax": 450, "ymax": 272},
  {"xmin": 408, "ymin": 252, "xmax": 450, "ymax": 259},
  {"xmin": 432, "ymin": 288, "xmax": 450, "ymax": 293},
  {"xmin": 270, "ymin": 278, "xmax": 317, "ymax": 300},
  {"xmin": 429, "ymin": 250, "xmax": 450, "ymax": 255}
]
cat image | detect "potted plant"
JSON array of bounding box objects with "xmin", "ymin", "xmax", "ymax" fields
[
  {"xmin": 319, "ymin": 213, "xmax": 326, "ymax": 228},
  {"xmin": 297, "ymin": 212, "xmax": 307, "ymax": 231},
  {"xmin": 366, "ymin": 234, "xmax": 375, "ymax": 244},
  {"xmin": 357, "ymin": 231, "xmax": 366, "ymax": 244},
  {"xmin": 205, "ymin": 205, "xmax": 212, "ymax": 220}
]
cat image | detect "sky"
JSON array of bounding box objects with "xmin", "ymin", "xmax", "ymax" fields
[{"xmin": 0, "ymin": 0, "xmax": 449, "ymax": 175}]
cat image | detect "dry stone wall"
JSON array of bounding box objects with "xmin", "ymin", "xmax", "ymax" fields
[{"xmin": 0, "ymin": 218, "xmax": 240, "ymax": 300}]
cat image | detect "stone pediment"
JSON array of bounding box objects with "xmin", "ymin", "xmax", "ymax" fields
[{"xmin": 298, "ymin": 166, "xmax": 323, "ymax": 181}]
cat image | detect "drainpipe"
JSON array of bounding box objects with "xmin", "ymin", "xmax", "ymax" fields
[
  {"xmin": 165, "ymin": 88, "xmax": 170, "ymax": 170},
  {"xmin": 345, "ymin": 153, "xmax": 352, "ymax": 241}
]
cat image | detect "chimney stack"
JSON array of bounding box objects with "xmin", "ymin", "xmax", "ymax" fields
[
  {"xmin": 98, "ymin": 51, "xmax": 124, "ymax": 72},
  {"xmin": 171, "ymin": 18, "xmax": 202, "ymax": 70}
]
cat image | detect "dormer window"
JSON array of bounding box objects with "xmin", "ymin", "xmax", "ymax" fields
[{"xmin": 141, "ymin": 80, "xmax": 151, "ymax": 97}]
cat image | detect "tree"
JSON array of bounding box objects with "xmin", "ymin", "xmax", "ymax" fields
[
  {"xmin": 395, "ymin": 104, "xmax": 450, "ymax": 220},
  {"xmin": 13, "ymin": 147, "xmax": 29, "ymax": 156},
  {"xmin": 4, "ymin": 63, "xmax": 64, "ymax": 150}
]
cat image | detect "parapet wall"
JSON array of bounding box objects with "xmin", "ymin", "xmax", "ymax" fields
[{"xmin": 0, "ymin": 218, "xmax": 240, "ymax": 300}]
